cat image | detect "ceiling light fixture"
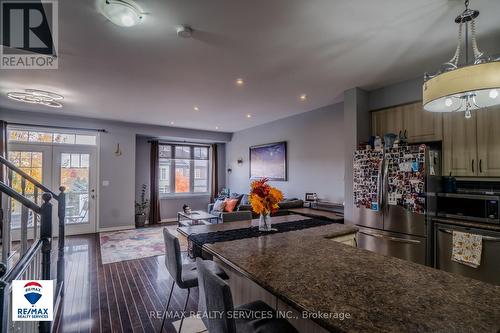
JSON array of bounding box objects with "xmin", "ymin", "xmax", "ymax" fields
[
  {"xmin": 7, "ymin": 89, "xmax": 64, "ymax": 108},
  {"xmin": 193, "ymin": 106, "xmax": 199, "ymax": 111},
  {"xmin": 299, "ymin": 94, "xmax": 307, "ymax": 101},
  {"xmin": 246, "ymin": 114, "xmax": 252, "ymax": 118},
  {"xmin": 100, "ymin": 0, "xmax": 144, "ymax": 27},
  {"xmin": 170, "ymin": 121, "xmax": 175, "ymax": 125},
  {"xmin": 423, "ymin": 0, "xmax": 500, "ymax": 119},
  {"xmin": 236, "ymin": 78, "xmax": 244, "ymax": 86},
  {"xmin": 177, "ymin": 25, "xmax": 193, "ymax": 38}
]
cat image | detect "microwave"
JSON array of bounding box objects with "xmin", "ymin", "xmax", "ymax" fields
[{"xmin": 436, "ymin": 193, "xmax": 500, "ymax": 224}]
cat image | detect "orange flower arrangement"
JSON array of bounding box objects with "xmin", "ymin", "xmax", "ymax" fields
[{"xmin": 249, "ymin": 178, "xmax": 284, "ymax": 215}]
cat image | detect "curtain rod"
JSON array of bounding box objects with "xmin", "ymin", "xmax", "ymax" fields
[
  {"xmin": 147, "ymin": 139, "xmax": 212, "ymax": 147},
  {"xmin": 8, "ymin": 122, "xmax": 107, "ymax": 133}
]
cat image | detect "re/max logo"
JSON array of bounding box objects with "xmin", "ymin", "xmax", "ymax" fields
[{"xmin": 18, "ymin": 308, "xmax": 49, "ymax": 315}]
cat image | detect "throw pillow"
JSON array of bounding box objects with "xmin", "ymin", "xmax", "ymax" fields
[
  {"xmin": 224, "ymin": 198, "xmax": 239, "ymax": 212},
  {"xmin": 230, "ymin": 193, "xmax": 244, "ymax": 207},
  {"xmin": 212, "ymin": 199, "xmax": 226, "ymax": 212},
  {"xmin": 240, "ymin": 194, "xmax": 250, "ymax": 205}
]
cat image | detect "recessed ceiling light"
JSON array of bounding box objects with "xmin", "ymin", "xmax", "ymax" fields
[
  {"xmin": 100, "ymin": 0, "xmax": 144, "ymax": 27},
  {"xmin": 299, "ymin": 94, "xmax": 307, "ymax": 101},
  {"xmin": 246, "ymin": 114, "xmax": 252, "ymax": 118},
  {"xmin": 215, "ymin": 126, "xmax": 219, "ymax": 130},
  {"xmin": 193, "ymin": 106, "xmax": 200, "ymax": 111},
  {"xmin": 236, "ymin": 78, "xmax": 244, "ymax": 86},
  {"xmin": 170, "ymin": 121, "xmax": 174, "ymax": 125},
  {"xmin": 7, "ymin": 89, "xmax": 63, "ymax": 108}
]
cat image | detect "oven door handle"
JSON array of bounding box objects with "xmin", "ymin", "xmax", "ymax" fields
[
  {"xmin": 359, "ymin": 231, "xmax": 422, "ymax": 244},
  {"xmin": 438, "ymin": 228, "xmax": 500, "ymax": 242}
]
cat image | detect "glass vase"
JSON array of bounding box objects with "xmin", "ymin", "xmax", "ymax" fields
[{"xmin": 259, "ymin": 213, "xmax": 272, "ymax": 231}]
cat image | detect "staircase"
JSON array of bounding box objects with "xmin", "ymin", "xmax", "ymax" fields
[{"xmin": 0, "ymin": 155, "xmax": 66, "ymax": 333}]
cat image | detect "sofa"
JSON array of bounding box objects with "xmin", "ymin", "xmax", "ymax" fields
[{"xmin": 208, "ymin": 193, "xmax": 304, "ymax": 223}]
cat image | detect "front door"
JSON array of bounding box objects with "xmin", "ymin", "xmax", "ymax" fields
[
  {"xmin": 7, "ymin": 144, "xmax": 52, "ymax": 242},
  {"xmin": 53, "ymin": 145, "xmax": 97, "ymax": 235}
]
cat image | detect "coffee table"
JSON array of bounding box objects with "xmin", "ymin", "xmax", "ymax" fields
[{"xmin": 177, "ymin": 210, "xmax": 219, "ymax": 227}]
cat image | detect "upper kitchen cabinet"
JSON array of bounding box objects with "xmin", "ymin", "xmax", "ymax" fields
[
  {"xmin": 371, "ymin": 107, "xmax": 404, "ymax": 138},
  {"xmin": 476, "ymin": 106, "xmax": 500, "ymax": 177},
  {"xmin": 371, "ymin": 102, "xmax": 442, "ymax": 143},
  {"xmin": 442, "ymin": 112, "xmax": 478, "ymax": 177},
  {"xmin": 403, "ymin": 102, "xmax": 442, "ymax": 143}
]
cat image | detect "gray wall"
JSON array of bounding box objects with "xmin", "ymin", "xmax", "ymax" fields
[
  {"xmin": 368, "ymin": 77, "xmax": 422, "ymax": 111},
  {"xmin": 0, "ymin": 108, "xmax": 231, "ymax": 230},
  {"xmin": 343, "ymin": 88, "xmax": 370, "ymax": 225},
  {"xmin": 226, "ymin": 103, "xmax": 345, "ymax": 203},
  {"xmin": 135, "ymin": 135, "xmax": 226, "ymax": 220}
]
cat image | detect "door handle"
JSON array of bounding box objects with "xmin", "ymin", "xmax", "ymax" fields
[
  {"xmin": 479, "ymin": 159, "xmax": 483, "ymax": 173},
  {"xmin": 472, "ymin": 159, "xmax": 475, "ymax": 174},
  {"xmin": 359, "ymin": 231, "xmax": 421, "ymax": 244},
  {"xmin": 438, "ymin": 228, "xmax": 500, "ymax": 242}
]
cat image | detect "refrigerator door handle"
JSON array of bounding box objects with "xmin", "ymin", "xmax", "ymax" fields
[
  {"xmin": 358, "ymin": 231, "xmax": 422, "ymax": 245},
  {"xmin": 438, "ymin": 228, "xmax": 500, "ymax": 242},
  {"xmin": 381, "ymin": 160, "xmax": 389, "ymax": 210}
]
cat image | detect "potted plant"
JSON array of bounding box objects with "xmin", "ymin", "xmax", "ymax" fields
[{"xmin": 135, "ymin": 184, "xmax": 149, "ymax": 227}]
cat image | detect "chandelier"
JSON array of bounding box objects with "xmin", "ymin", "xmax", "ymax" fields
[
  {"xmin": 7, "ymin": 89, "xmax": 64, "ymax": 108},
  {"xmin": 423, "ymin": 0, "xmax": 500, "ymax": 119}
]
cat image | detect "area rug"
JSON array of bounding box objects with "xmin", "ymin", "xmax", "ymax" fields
[{"xmin": 99, "ymin": 225, "xmax": 187, "ymax": 264}]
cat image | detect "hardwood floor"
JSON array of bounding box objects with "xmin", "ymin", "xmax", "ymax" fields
[{"xmin": 53, "ymin": 233, "xmax": 199, "ymax": 333}]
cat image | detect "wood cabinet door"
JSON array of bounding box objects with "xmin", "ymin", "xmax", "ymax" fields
[
  {"xmin": 403, "ymin": 102, "xmax": 443, "ymax": 143},
  {"xmin": 371, "ymin": 107, "xmax": 404, "ymax": 138},
  {"xmin": 442, "ymin": 112, "xmax": 478, "ymax": 176},
  {"xmin": 476, "ymin": 106, "xmax": 500, "ymax": 177}
]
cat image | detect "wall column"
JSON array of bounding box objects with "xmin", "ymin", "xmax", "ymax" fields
[{"xmin": 343, "ymin": 88, "xmax": 369, "ymax": 225}]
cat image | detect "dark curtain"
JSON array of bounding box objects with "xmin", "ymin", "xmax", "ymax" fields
[
  {"xmin": 0, "ymin": 121, "xmax": 6, "ymax": 240},
  {"xmin": 210, "ymin": 144, "xmax": 219, "ymax": 202},
  {"xmin": 149, "ymin": 140, "xmax": 161, "ymax": 224}
]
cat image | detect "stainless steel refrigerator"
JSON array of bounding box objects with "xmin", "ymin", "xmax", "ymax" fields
[{"xmin": 352, "ymin": 144, "xmax": 441, "ymax": 266}]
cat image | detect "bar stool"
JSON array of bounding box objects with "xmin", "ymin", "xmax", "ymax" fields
[
  {"xmin": 196, "ymin": 258, "xmax": 299, "ymax": 333},
  {"xmin": 160, "ymin": 228, "xmax": 227, "ymax": 332}
]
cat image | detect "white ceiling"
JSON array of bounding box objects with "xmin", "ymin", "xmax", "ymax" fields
[{"xmin": 1, "ymin": 0, "xmax": 499, "ymax": 132}]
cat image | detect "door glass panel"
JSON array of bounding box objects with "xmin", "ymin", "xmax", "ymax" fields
[
  {"xmin": 7, "ymin": 151, "xmax": 43, "ymax": 229},
  {"xmin": 60, "ymin": 153, "xmax": 90, "ymax": 224}
]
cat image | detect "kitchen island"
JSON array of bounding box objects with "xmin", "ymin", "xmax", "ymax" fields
[{"xmin": 201, "ymin": 222, "xmax": 500, "ymax": 333}]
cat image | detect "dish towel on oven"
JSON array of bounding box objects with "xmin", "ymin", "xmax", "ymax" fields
[{"xmin": 452, "ymin": 231, "xmax": 482, "ymax": 268}]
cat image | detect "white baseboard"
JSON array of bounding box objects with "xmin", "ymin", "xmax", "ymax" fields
[{"xmin": 99, "ymin": 225, "xmax": 135, "ymax": 233}]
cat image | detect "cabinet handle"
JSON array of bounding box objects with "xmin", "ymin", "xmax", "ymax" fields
[
  {"xmin": 472, "ymin": 159, "xmax": 475, "ymax": 174},
  {"xmin": 479, "ymin": 159, "xmax": 483, "ymax": 173}
]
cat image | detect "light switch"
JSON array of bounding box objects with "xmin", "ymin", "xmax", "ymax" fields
[{"xmin": 102, "ymin": 180, "xmax": 110, "ymax": 187}]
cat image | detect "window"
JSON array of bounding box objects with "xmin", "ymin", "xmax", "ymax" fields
[
  {"xmin": 158, "ymin": 144, "xmax": 210, "ymax": 195},
  {"xmin": 8, "ymin": 128, "xmax": 97, "ymax": 145}
]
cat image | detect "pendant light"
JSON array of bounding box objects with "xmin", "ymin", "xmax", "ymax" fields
[{"xmin": 423, "ymin": 0, "xmax": 500, "ymax": 119}]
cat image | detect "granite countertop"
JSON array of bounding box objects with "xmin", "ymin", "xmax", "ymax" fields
[
  {"xmin": 432, "ymin": 217, "xmax": 500, "ymax": 232},
  {"xmin": 204, "ymin": 225, "xmax": 500, "ymax": 333}
]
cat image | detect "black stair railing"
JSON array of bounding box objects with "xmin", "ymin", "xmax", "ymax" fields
[{"xmin": 0, "ymin": 154, "xmax": 66, "ymax": 333}]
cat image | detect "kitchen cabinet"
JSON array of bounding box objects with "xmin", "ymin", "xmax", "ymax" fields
[
  {"xmin": 371, "ymin": 107, "xmax": 404, "ymax": 139},
  {"xmin": 443, "ymin": 106, "xmax": 500, "ymax": 177},
  {"xmin": 371, "ymin": 102, "xmax": 442, "ymax": 143},
  {"xmin": 476, "ymin": 106, "xmax": 500, "ymax": 176},
  {"xmin": 442, "ymin": 112, "xmax": 478, "ymax": 176}
]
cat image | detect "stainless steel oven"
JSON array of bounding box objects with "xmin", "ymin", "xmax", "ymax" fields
[{"xmin": 435, "ymin": 223, "xmax": 500, "ymax": 286}]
